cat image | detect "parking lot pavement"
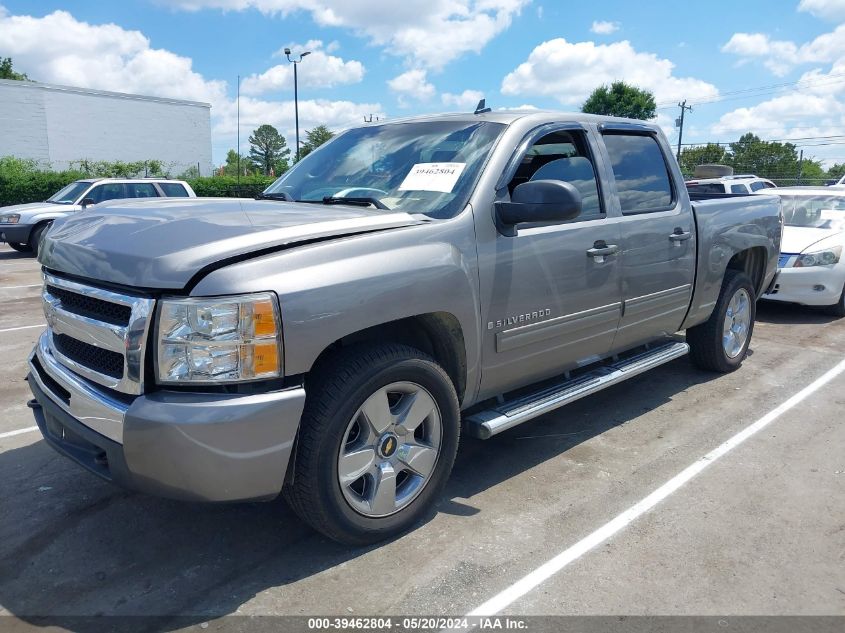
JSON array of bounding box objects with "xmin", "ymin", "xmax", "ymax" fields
[
  {"xmin": 0, "ymin": 240, "xmax": 843, "ymax": 628},
  {"xmin": 0, "ymin": 246, "xmax": 43, "ymax": 440}
]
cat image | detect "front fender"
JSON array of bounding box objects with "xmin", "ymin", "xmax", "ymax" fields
[{"xmin": 192, "ymin": 218, "xmax": 482, "ymax": 403}]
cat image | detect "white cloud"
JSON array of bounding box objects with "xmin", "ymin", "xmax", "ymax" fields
[
  {"xmin": 0, "ymin": 9, "xmax": 382, "ymax": 164},
  {"xmin": 240, "ymin": 40, "xmax": 364, "ymax": 95},
  {"xmin": 165, "ymin": 0, "xmax": 530, "ymax": 70},
  {"xmin": 722, "ymin": 24, "xmax": 845, "ymax": 76},
  {"xmin": 501, "ymin": 38, "xmax": 719, "ymax": 106},
  {"xmin": 798, "ymin": 0, "xmax": 845, "ymax": 21},
  {"xmin": 388, "ymin": 69, "xmax": 435, "ymax": 107},
  {"xmin": 441, "ymin": 89, "xmax": 485, "ymax": 109},
  {"xmin": 0, "ymin": 9, "xmax": 227, "ymax": 105},
  {"xmin": 590, "ymin": 20, "xmax": 619, "ymax": 35}
]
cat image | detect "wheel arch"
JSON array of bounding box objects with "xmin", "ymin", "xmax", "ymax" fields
[
  {"xmin": 308, "ymin": 312, "xmax": 468, "ymax": 404},
  {"xmin": 726, "ymin": 246, "xmax": 768, "ymax": 297}
]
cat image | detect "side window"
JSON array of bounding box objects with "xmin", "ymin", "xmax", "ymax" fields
[
  {"xmin": 126, "ymin": 183, "xmax": 159, "ymax": 198},
  {"xmin": 749, "ymin": 181, "xmax": 767, "ymax": 191},
  {"xmin": 89, "ymin": 183, "xmax": 125, "ymax": 203},
  {"xmin": 602, "ymin": 133, "xmax": 674, "ymax": 213},
  {"xmin": 731, "ymin": 184, "xmax": 749, "ymax": 194},
  {"xmin": 159, "ymin": 182, "xmax": 189, "ymax": 197},
  {"xmin": 763, "ymin": 181, "xmax": 776, "ymax": 188},
  {"xmin": 507, "ymin": 130, "xmax": 603, "ymax": 220}
]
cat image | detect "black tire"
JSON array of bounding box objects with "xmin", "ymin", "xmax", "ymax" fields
[
  {"xmin": 823, "ymin": 284, "xmax": 845, "ymax": 318},
  {"xmin": 29, "ymin": 222, "xmax": 51, "ymax": 257},
  {"xmin": 284, "ymin": 343, "xmax": 460, "ymax": 545},
  {"xmin": 7, "ymin": 242, "xmax": 32, "ymax": 253},
  {"xmin": 688, "ymin": 269, "xmax": 756, "ymax": 373}
]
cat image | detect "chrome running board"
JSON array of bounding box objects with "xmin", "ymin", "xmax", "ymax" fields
[{"xmin": 465, "ymin": 341, "xmax": 690, "ymax": 439}]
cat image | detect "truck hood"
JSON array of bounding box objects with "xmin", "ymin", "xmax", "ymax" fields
[
  {"xmin": 781, "ymin": 226, "xmax": 844, "ymax": 254},
  {"xmin": 39, "ymin": 197, "xmax": 423, "ymax": 289}
]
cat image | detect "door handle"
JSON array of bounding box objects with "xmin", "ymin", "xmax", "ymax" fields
[
  {"xmin": 586, "ymin": 242, "xmax": 618, "ymax": 260},
  {"xmin": 669, "ymin": 228, "xmax": 692, "ymax": 242}
]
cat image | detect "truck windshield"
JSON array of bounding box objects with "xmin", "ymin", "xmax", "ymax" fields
[
  {"xmin": 262, "ymin": 120, "xmax": 505, "ymax": 219},
  {"xmin": 779, "ymin": 194, "xmax": 845, "ymax": 229},
  {"xmin": 47, "ymin": 181, "xmax": 91, "ymax": 205}
]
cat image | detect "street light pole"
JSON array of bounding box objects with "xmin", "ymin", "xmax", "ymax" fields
[{"xmin": 284, "ymin": 48, "xmax": 311, "ymax": 163}]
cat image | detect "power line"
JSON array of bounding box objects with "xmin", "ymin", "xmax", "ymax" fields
[{"xmin": 655, "ymin": 72, "xmax": 845, "ymax": 110}]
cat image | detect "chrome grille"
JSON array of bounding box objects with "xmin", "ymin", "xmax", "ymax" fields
[{"xmin": 42, "ymin": 272, "xmax": 155, "ymax": 395}]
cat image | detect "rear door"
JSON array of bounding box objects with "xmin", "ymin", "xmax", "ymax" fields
[
  {"xmin": 597, "ymin": 126, "xmax": 696, "ymax": 352},
  {"xmin": 476, "ymin": 124, "xmax": 623, "ymax": 397}
]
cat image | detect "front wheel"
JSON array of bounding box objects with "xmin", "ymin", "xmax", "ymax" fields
[
  {"xmin": 29, "ymin": 222, "xmax": 52, "ymax": 257},
  {"xmin": 284, "ymin": 344, "xmax": 460, "ymax": 545},
  {"xmin": 7, "ymin": 242, "xmax": 32, "ymax": 253},
  {"xmin": 688, "ymin": 269, "xmax": 756, "ymax": 373}
]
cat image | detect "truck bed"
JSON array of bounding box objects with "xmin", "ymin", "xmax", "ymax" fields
[{"xmin": 682, "ymin": 192, "xmax": 782, "ymax": 329}]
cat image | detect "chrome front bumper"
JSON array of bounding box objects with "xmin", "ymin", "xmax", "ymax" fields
[
  {"xmin": 28, "ymin": 330, "xmax": 308, "ymax": 501},
  {"xmin": 30, "ymin": 330, "xmax": 128, "ymax": 443}
]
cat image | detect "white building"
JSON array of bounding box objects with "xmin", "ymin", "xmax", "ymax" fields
[{"xmin": 0, "ymin": 79, "xmax": 212, "ymax": 176}]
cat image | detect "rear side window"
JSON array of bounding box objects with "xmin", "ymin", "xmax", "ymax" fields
[
  {"xmin": 603, "ymin": 134, "xmax": 674, "ymax": 213},
  {"xmin": 159, "ymin": 182, "xmax": 189, "ymax": 197},
  {"xmin": 749, "ymin": 181, "xmax": 767, "ymax": 191},
  {"xmin": 126, "ymin": 183, "xmax": 159, "ymax": 198},
  {"xmin": 731, "ymin": 184, "xmax": 749, "ymax": 194},
  {"xmin": 89, "ymin": 183, "xmax": 125, "ymax": 203}
]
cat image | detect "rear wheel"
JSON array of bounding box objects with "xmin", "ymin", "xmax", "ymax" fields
[
  {"xmin": 688, "ymin": 269, "xmax": 756, "ymax": 373},
  {"xmin": 7, "ymin": 242, "xmax": 32, "ymax": 253},
  {"xmin": 824, "ymin": 284, "xmax": 845, "ymax": 318},
  {"xmin": 284, "ymin": 343, "xmax": 460, "ymax": 545}
]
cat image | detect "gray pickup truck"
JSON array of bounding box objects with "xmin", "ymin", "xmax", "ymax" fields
[{"xmin": 27, "ymin": 112, "xmax": 782, "ymax": 544}]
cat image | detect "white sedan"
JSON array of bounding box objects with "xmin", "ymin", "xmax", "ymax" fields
[{"xmin": 758, "ymin": 187, "xmax": 845, "ymax": 316}]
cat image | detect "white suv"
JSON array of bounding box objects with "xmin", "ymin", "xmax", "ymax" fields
[
  {"xmin": 686, "ymin": 175, "xmax": 777, "ymax": 195},
  {"xmin": 0, "ymin": 178, "xmax": 196, "ymax": 256}
]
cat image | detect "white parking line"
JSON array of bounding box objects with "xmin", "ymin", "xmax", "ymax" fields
[
  {"xmin": 464, "ymin": 356, "xmax": 845, "ymax": 619},
  {"xmin": 0, "ymin": 324, "xmax": 44, "ymax": 333},
  {"xmin": 0, "ymin": 284, "xmax": 41, "ymax": 290},
  {"xmin": 0, "ymin": 426, "xmax": 38, "ymax": 440}
]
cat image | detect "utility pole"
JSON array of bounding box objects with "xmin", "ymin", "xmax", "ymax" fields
[
  {"xmin": 797, "ymin": 149, "xmax": 804, "ymax": 186},
  {"xmin": 676, "ymin": 100, "xmax": 693, "ymax": 162}
]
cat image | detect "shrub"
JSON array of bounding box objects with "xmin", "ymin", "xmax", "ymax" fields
[
  {"xmin": 0, "ymin": 156, "xmax": 276, "ymax": 206},
  {"xmin": 185, "ymin": 175, "xmax": 274, "ymax": 198}
]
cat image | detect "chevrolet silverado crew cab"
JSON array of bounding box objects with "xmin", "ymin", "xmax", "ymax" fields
[
  {"xmin": 27, "ymin": 112, "xmax": 782, "ymax": 544},
  {"xmin": 0, "ymin": 178, "xmax": 196, "ymax": 256}
]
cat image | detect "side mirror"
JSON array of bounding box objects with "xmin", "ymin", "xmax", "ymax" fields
[
  {"xmin": 495, "ymin": 180, "xmax": 582, "ymax": 236},
  {"xmin": 80, "ymin": 197, "xmax": 95, "ymax": 208}
]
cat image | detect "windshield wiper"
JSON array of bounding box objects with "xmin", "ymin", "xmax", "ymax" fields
[
  {"xmin": 255, "ymin": 192, "xmax": 294, "ymax": 201},
  {"xmin": 319, "ymin": 196, "xmax": 390, "ymax": 210}
]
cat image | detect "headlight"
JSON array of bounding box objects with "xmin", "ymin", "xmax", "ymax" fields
[
  {"xmin": 0, "ymin": 213, "xmax": 20, "ymax": 224},
  {"xmin": 794, "ymin": 245, "xmax": 842, "ymax": 268},
  {"xmin": 155, "ymin": 293, "xmax": 282, "ymax": 384}
]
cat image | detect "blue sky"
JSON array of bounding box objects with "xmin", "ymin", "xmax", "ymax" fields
[{"xmin": 3, "ymin": 0, "xmax": 845, "ymax": 166}]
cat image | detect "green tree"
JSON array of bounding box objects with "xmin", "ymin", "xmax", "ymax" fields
[
  {"xmin": 299, "ymin": 125, "xmax": 335, "ymax": 159},
  {"xmin": 678, "ymin": 143, "xmax": 728, "ymax": 177},
  {"xmin": 0, "ymin": 57, "xmax": 29, "ymax": 81},
  {"xmin": 581, "ymin": 81, "xmax": 656, "ymax": 120},
  {"xmin": 827, "ymin": 163, "xmax": 845, "ymax": 182},
  {"xmin": 248, "ymin": 124, "xmax": 290, "ymax": 176},
  {"xmin": 727, "ymin": 133, "xmax": 801, "ymax": 179},
  {"xmin": 220, "ymin": 149, "xmax": 255, "ymax": 176}
]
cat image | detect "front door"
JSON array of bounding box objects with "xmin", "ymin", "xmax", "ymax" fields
[{"xmin": 476, "ymin": 126, "xmax": 623, "ymax": 399}]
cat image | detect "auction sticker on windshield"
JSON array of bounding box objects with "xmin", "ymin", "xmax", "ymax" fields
[{"xmin": 399, "ymin": 162, "xmax": 466, "ymax": 193}]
